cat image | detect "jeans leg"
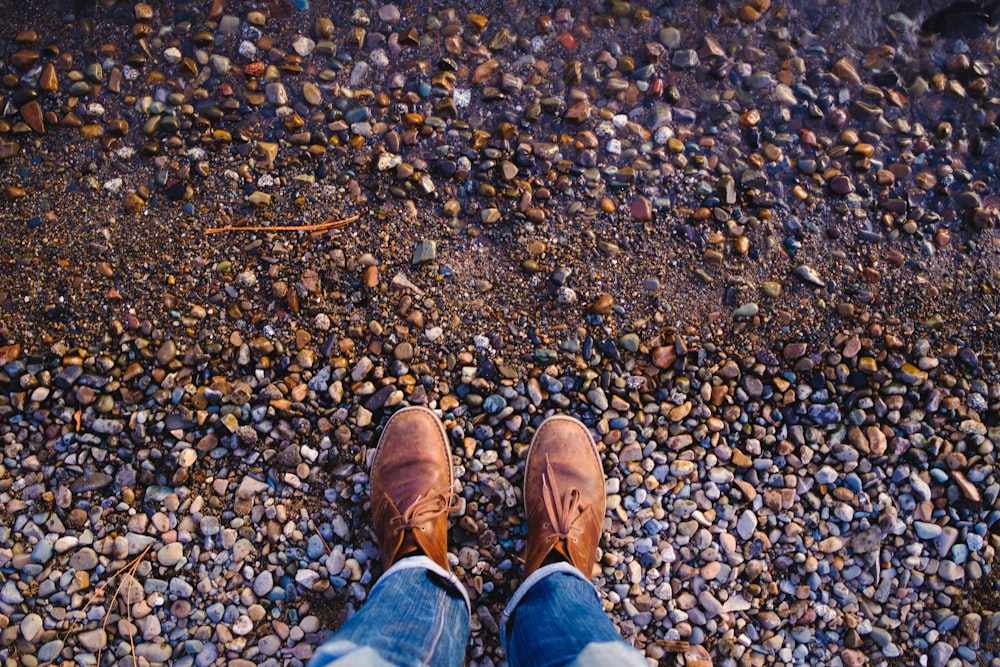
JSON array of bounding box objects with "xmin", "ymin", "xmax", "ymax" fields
[
  {"xmin": 308, "ymin": 555, "xmax": 470, "ymax": 667},
  {"xmin": 501, "ymin": 563, "xmax": 647, "ymax": 667}
]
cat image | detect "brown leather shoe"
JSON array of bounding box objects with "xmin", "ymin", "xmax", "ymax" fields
[
  {"xmin": 522, "ymin": 415, "xmax": 606, "ymax": 578},
  {"xmin": 369, "ymin": 406, "xmax": 457, "ymax": 571}
]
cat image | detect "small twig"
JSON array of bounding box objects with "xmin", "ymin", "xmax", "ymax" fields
[
  {"xmin": 61, "ymin": 544, "xmax": 152, "ymax": 663},
  {"xmin": 97, "ymin": 544, "xmax": 152, "ymax": 666},
  {"xmin": 204, "ymin": 213, "xmax": 360, "ymax": 234}
]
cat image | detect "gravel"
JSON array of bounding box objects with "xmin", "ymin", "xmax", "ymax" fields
[{"xmin": 1, "ymin": 1, "xmax": 1000, "ymax": 667}]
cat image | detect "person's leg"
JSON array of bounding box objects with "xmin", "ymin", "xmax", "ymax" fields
[
  {"xmin": 501, "ymin": 562, "xmax": 646, "ymax": 667},
  {"xmin": 501, "ymin": 415, "xmax": 646, "ymax": 667},
  {"xmin": 308, "ymin": 555, "xmax": 470, "ymax": 667},
  {"xmin": 308, "ymin": 407, "xmax": 470, "ymax": 667}
]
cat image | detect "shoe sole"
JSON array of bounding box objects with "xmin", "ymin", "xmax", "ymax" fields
[{"xmin": 372, "ymin": 405, "xmax": 454, "ymax": 492}]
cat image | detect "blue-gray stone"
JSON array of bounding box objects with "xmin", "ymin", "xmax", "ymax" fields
[
  {"xmin": 306, "ymin": 534, "xmax": 326, "ymax": 560},
  {"xmin": 38, "ymin": 639, "xmax": 64, "ymax": 662},
  {"xmin": 808, "ymin": 403, "xmax": 841, "ymax": 426},
  {"xmin": 483, "ymin": 394, "xmax": 507, "ymax": 414},
  {"xmin": 206, "ymin": 603, "xmax": 225, "ymax": 623},
  {"xmin": 0, "ymin": 579, "xmax": 24, "ymax": 604},
  {"xmin": 32, "ymin": 539, "xmax": 54, "ymax": 564},
  {"xmin": 170, "ymin": 577, "xmax": 194, "ymax": 598},
  {"xmin": 253, "ymin": 570, "xmax": 274, "ymax": 597},
  {"xmin": 869, "ymin": 626, "xmax": 892, "ymax": 648}
]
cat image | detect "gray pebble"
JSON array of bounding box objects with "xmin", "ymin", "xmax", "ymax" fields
[{"xmin": 253, "ymin": 570, "xmax": 274, "ymax": 597}]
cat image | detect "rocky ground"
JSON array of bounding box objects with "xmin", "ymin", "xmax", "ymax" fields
[{"xmin": 1, "ymin": 0, "xmax": 999, "ymax": 666}]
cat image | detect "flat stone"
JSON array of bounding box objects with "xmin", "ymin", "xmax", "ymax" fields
[
  {"xmin": 411, "ymin": 240, "xmax": 437, "ymax": 264},
  {"xmin": 77, "ymin": 629, "xmax": 107, "ymax": 652},
  {"xmin": 236, "ymin": 475, "xmax": 270, "ymax": 500},
  {"xmin": 817, "ymin": 536, "xmax": 844, "ymax": 553},
  {"xmin": 259, "ymin": 634, "xmax": 282, "ymax": 656},
  {"xmin": 135, "ymin": 642, "xmax": 173, "ymax": 662},
  {"xmin": 737, "ymin": 510, "xmax": 758, "ymax": 540},
  {"xmin": 69, "ymin": 547, "xmax": 99, "ymax": 570},
  {"xmin": 38, "ymin": 640, "xmax": 64, "ymax": 663},
  {"xmin": 698, "ymin": 590, "xmax": 724, "ymax": 618},
  {"xmin": 218, "ymin": 15, "xmax": 241, "ymax": 34},
  {"xmin": 630, "ymin": 196, "xmax": 652, "ymax": 221},
  {"xmin": 20, "ymin": 613, "xmax": 43, "ymax": 641},
  {"xmin": 253, "ymin": 570, "xmax": 274, "ymax": 596},
  {"xmin": 938, "ymin": 560, "xmax": 964, "ymax": 582},
  {"xmin": 157, "ymin": 542, "xmax": 184, "ymax": 567},
  {"xmin": 0, "ymin": 580, "xmax": 22, "ymax": 604}
]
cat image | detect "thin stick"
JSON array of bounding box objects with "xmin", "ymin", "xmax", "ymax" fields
[
  {"xmin": 96, "ymin": 544, "xmax": 152, "ymax": 666},
  {"xmin": 204, "ymin": 213, "xmax": 360, "ymax": 234}
]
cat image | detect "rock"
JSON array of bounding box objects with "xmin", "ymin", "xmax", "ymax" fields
[
  {"xmin": 156, "ymin": 339, "xmax": 177, "ymax": 365},
  {"xmin": 69, "ymin": 547, "xmax": 99, "ymax": 570},
  {"xmin": 929, "ymin": 642, "xmax": 954, "ymax": 666},
  {"xmin": 630, "ymin": 196, "xmax": 652, "ymax": 221},
  {"xmin": 157, "ymin": 542, "xmax": 184, "ymax": 567},
  {"xmin": 20, "ymin": 100, "xmax": 45, "ymax": 134},
  {"xmin": 841, "ymin": 648, "xmax": 867, "ymax": 667},
  {"xmin": 135, "ymin": 642, "xmax": 173, "ymax": 662},
  {"xmin": 737, "ymin": 510, "xmax": 758, "ymax": 540},
  {"xmin": 77, "ymin": 629, "xmax": 107, "ymax": 652},
  {"xmin": 237, "ymin": 476, "xmax": 270, "ymax": 500},
  {"xmin": 672, "ymin": 50, "xmax": 699, "ymax": 68},
  {"xmin": 20, "ymin": 613, "xmax": 43, "ymax": 641},
  {"xmin": 698, "ymin": 590, "xmax": 724, "ymax": 618},
  {"xmin": 938, "ymin": 560, "xmax": 964, "ymax": 581},
  {"xmin": 793, "ymin": 265, "xmax": 824, "ymax": 287},
  {"xmin": 412, "ymin": 240, "xmax": 437, "ymax": 264},
  {"xmin": 652, "ymin": 346, "xmax": 677, "ymax": 369},
  {"xmin": 265, "ymin": 83, "xmax": 288, "ymax": 106},
  {"xmin": 817, "ymin": 536, "xmax": 844, "ymax": 553},
  {"xmin": 253, "ymin": 570, "xmax": 274, "ymax": 596},
  {"xmin": 248, "ymin": 191, "xmax": 272, "ymax": 206},
  {"xmin": 69, "ymin": 472, "xmax": 113, "ymax": 493},
  {"xmin": 38, "ymin": 640, "xmax": 64, "ymax": 663}
]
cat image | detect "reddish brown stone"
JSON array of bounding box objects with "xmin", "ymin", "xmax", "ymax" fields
[
  {"xmin": 10, "ymin": 50, "xmax": 39, "ymax": 72},
  {"xmin": 20, "ymin": 101, "xmax": 44, "ymax": 134},
  {"xmin": 630, "ymin": 195, "xmax": 652, "ymax": 221},
  {"xmin": 589, "ymin": 293, "xmax": 614, "ymax": 314},
  {"xmin": 652, "ymin": 346, "xmax": 677, "ymax": 369}
]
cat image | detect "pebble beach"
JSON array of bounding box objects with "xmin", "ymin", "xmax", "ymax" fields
[{"xmin": 1, "ymin": 0, "xmax": 999, "ymax": 665}]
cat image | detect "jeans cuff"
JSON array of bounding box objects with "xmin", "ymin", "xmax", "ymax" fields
[
  {"xmin": 378, "ymin": 554, "xmax": 472, "ymax": 613},
  {"xmin": 501, "ymin": 562, "xmax": 597, "ymax": 627}
]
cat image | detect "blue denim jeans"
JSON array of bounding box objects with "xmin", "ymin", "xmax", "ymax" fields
[{"xmin": 307, "ymin": 556, "xmax": 647, "ymax": 667}]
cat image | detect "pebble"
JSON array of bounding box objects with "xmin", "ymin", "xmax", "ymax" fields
[
  {"xmin": 736, "ymin": 510, "xmax": 758, "ymax": 540},
  {"xmin": 69, "ymin": 547, "xmax": 99, "ymax": 570},
  {"xmin": 77, "ymin": 629, "xmax": 107, "ymax": 652},
  {"xmin": 157, "ymin": 542, "xmax": 184, "ymax": 567}
]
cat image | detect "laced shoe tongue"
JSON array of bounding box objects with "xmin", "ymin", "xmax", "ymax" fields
[
  {"xmin": 541, "ymin": 455, "xmax": 588, "ymax": 543},
  {"xmin": 390, "ymin": 490, "xmax": 458, "ymax": 533}
]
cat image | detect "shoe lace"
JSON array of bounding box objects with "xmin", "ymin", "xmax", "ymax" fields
[
  {"xmin": 389, "ymin": 489, "xmax": 458, "ymax": 534},
  {"xmin": 541, "ymin": 455, "xmax": 589, "ymax": 543}
]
